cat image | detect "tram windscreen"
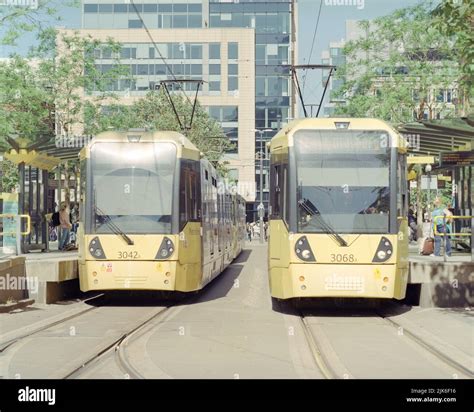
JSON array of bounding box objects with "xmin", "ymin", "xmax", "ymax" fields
[
  {"xmin": 90, "ymin": 142, "xmax": 176, "ymax": 234},
  {"xmin": 294, "ymin": 130, "xmax": 391, "ymax": 234}
]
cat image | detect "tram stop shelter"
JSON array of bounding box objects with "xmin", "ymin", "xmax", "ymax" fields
[
  {"xmin": 399, "ymin": 117, "xmax": 473, "ymax": 258},
  {"xmin": 1, "ymin": 136, "xmax": 82, "ymax": 304},
  {"xmin": 398, "ymin": 117, "xmax": 473, "ymax": 307}
]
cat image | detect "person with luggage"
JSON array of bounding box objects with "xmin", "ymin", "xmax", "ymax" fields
[{"xmin": 431, "ymin": 197, "xmax": 452, "ymax": 257}]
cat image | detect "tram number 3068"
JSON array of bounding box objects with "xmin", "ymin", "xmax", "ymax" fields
[
  {"xmin": 118, "ymin": 251, "xmax": 140, "ymax": 259},
  {"xmin": 330, "ymin": 254, "xmax": 356, "ymax": 263}
]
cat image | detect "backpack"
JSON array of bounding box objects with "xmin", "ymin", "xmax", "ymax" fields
[
  {"xmin": 49, "ymin": 226, "xmax": 58, "ymax": 242},
  {"xmin": 52, "ymin": 211, "xmax": 60, "ymax": 227}
]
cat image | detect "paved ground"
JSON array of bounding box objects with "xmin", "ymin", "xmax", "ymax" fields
[{"xmin": 0, "ymin": 243, "xmax": 472, "ymax": 379}]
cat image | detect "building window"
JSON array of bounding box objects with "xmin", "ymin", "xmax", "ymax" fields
[
  {"xmin": 209, "ymin": 81, "xmax": 221, "ymax": 92},
  {"xmin": 228, "ymin": 64, "xmax": 238, "ymax": 75},
  {"xmin": 436, "ymin": 89, "xmax": 445, "ymax": 103},
  {"xmin": 129, "ymin": 20, "xmax": 143, "ymax": 29},
  {"xmin": 228, "ymin": 42, "xmax": 238, "ymax": 60},
  {"xmin": 228, "ymin": 76, "xmax": 238, "ymax": 92},
  {"xmin": 98, "ymin": 4, "xmax": 113, "ymax": 12},
  {"xmin": 209, "ymin": 64, "xmax": 221, "ymax": 75},
  {"xmin": 209, "ymin": 43, "xmax": 221, "ymax": 59},
  {"xmin": 222, "ymin": 107, "xmax": 238, "ymax": 122},
  {"xmin": 173, "ymin": 15, "xmax": 187, "ymax": 28},
  {"xmin": 446, "ymin": 90, "xmax": 452, "ymax": 103},
  {"xmin": 84, "ymin": 4, "xmax": 98, "ymax": 13},
  {"xmin": 188, "ymin": 15, "xmax": 202, "ymax": 28},
  {"xmin": 173, "ymin": 4, "xmax": 188, "ymax": 13},
  {"xmin": 143, "ymin": 4, "xmax": 157, "ymax": 13},
  {"xmin": 189, "ymin": 45, "xmax": 202, "ymax": 59},
  {"xmin": 189, "ymin": 4, "xmax": 202, "ymax": 13}
]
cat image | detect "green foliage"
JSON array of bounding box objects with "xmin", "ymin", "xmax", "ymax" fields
[
  {"xmin": 0, "ymin": 56, "xmax": 52, "ymax": 142},
  {"xmin": 334, "ymin": 2, "xmax": 464, "ymax": 122},
  {"xmin": 0, "ymin": 1, "xmax": 230, "ymax": 170},
  {"xmin": 0, "ymin": 31, "xmax": 127, "ymax": 150},
  {"xmin": 84, "ymin": 89, "xmax": 233, "ymax": 168},
  {"xmin": 0, "ymin": 0, "xmax": 79, "ymax": 47},
  {"xmin": 433, "ymin": 0, "xmax": 474, "ymax": 114},
  {"xmin": 409, "ymin": 181, "xmax": 453, "ymax": 211},
  {"xmin": 1, "ymin": 159, "xmax": 19, "ymax": 193}
]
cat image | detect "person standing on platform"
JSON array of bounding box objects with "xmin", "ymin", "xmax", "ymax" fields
[
  {"xmin": 431, "ymin": 197, "xmax": 452, "ymax": 257},
  {"xmin": 58, "ymin": 202, "xmax": 72, "ymax": 251},
  {"xmin": 408, "ymin": 207, "xmax": 418, "ymax": 242}
]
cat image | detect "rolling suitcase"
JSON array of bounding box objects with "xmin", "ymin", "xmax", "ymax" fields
[{"xmin": 421, "ymin": 237, "xmax": 434, "ymax": 255}]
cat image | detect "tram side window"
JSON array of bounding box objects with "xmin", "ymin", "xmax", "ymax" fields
[
  {"xmin": 79, "ymin": 159, "xmax": 87, "ymax": 222},
  {"xmin": 180, "ymin": 161, "xmax": 200, "ymax": 230},
  {"xmin": 398, "ymin": 154, "xmax": 408, "ymax": 217},
  {"xmin": 271, "ymin": 162, "xmax": 282, "ymax": 218},
  {"xmin": 283, "ymin": 164, "xmax": 289, "ymax": 224}
]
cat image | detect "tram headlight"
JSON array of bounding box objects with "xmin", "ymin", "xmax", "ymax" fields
[
  {"xmin": 155, "ymin": 237, "xmax": 175, "ymax": 260},
  {"xmin": 372, "ymin": 237, "xmax": 393, "ymax": 263},
  {"xmin": 377, "ymin": 250, "xmax": 386, "ymax": 260},
  {"xmin": 295, "ymin": 236, "xmax": 316, "ymax": 262},
  {"xmin": 89, "ymin": 237, "xmax": 106, "ymax": 260}
]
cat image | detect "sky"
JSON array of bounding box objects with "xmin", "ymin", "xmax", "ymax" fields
[
  {"xmin": 297, "ymin": 0, "xmax": 425, "ymax": 111},
  {"xmin": 0, "ymin": 0, "xmax": 427, "ymax": 110}
]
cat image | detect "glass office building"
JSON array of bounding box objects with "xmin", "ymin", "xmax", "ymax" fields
[{"xmin": 81, "ymin": 0, "xmax": 296, "ymax": 219}]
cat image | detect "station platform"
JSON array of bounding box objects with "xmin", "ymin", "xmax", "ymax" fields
[
  {"xmin": 408, "ymin": 243, "xmax": 473, "ymax": 308},
  {"xmin": 1, "ymin": 243, "xmax": 472, "ymax": 307},
  {"xmin": 0, "ymin": 249, "xmax": 79, "ymax": 306},
  {"xmin": 23, "ymin": 250, "xmax": 79, "ymax": 304}
]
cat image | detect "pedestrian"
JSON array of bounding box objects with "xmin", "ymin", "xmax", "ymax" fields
[
  {"xmin": 408, "ymin": 207, "xmax": 417, "ymax": 242},
  {"xmin": 247, "ymin": 224, "xmax": 252, "ymax": 242},
  {"xmin": 431, "ymin": 197, "xmax": 452, "ymax": 257},
  {"xmin": 58, "ymin": 202, "xmax": 72, "ymax": 251},
  {"xmin": 69, "ymin": 202, "xmax": 79, "ymax": 245}
]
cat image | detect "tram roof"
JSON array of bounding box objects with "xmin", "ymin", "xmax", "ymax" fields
[
  {"xmin": 86, "ymin": 130, "xmax": 199, "ymax": 151},
  {"xmin": 270, "ymin": 117, "xmax": 402, "ymax": 149},
  {"xmin": 77, "ymin": 130, "xmax": 200, "ymax": 161}
]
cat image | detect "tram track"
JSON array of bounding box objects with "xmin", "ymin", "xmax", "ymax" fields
[
  {"xmin": 298, "ymin": 314, "xmax": 336, "ymax": 379},
  {"xmin": 0, "ymin": 293, "xmax": 183, "ymax": 379},
  {"xmin": 299, "ymin": 304, "xmax": 472, "ymax": 379},
  {"xmin": 377, "ymin": 310, "xmax": 474, "ymax": 379},
  {"xmin": 64, "ymin": 306, "xmax": 174, "ymax": 379},
  {"xmin": 0, "ymin": 294, "xmax": 104, "ymax": 353}
]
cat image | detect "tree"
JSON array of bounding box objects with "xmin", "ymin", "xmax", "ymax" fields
[
  {"xmin": 0, "ymin": 30, "xmax": 127, "ymax": 198},
  {"xmin": 433, "ymin": 0, "xmax": 474, "ymax": 115},
  {"xmin": 39, "ymin": 30, "xmax": 128, "ymax": 136},
  {"xmin": 0, "ymin": 56, "xmax": 52, "ymax": 143},
  {"xmin": 0, "ymin": 159, "xmax": 19, "ymax": 193},
  {"xmin": 0, "ymin": 31, "xmax": 127, "ymax": 148},
  {"xmin": 84, "ymin": 88, "xmax": 234, "ymax": 171},
  {"xmin": 0, "ymin": 0, "xmax": 78, "ymax": 47},
  {"xmin": 334, "ymin": 3, "xmax": 462, "ymax": 123}
]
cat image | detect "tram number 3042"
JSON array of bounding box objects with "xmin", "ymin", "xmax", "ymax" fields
[
  {"xmin": 330, "ymin": 254, "xmax": 356, "ymax": 263},
  {"xmin": 118, "ymin": 251, "xmax": 140, "ymax": 259}
]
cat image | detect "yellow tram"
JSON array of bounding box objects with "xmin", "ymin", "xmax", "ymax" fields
[
  {"xmin": 268, "ymin": 118, "xmax": 409, "ymax": 300},
  {"xmin": 78, "ymin": 130, "xmax": 246, "ymax": 293}
]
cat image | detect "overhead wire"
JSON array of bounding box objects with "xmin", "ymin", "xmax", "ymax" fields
[
  {"xmin": 129, "ymin": 0, "xmax": 197, "ymax": 126},
  {"xmin": 301, "ymin": 0, "xmax": 323, "ymax": 95}
]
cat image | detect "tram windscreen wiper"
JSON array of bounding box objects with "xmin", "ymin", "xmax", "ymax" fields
[
  {"xmin": 95, "ymin": 206, "xmax": 134, "ymax": 246},
  {"xmin": 298, "ymin": 198, "xmax": 348, "ymax": 247}
]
